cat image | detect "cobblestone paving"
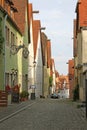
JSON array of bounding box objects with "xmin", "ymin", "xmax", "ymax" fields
[{"xmin": 0, "ymin": 99, "xmax": 87, "ymax": 130}]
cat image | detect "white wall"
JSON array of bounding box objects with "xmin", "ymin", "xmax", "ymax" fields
[
  {"xmin": 59, "ymin": 89, "xmax": 69, "ymax": 99},
  {"xmin": 28, "ymin": 16, "xmax": 34, "ymax": 97},
  {"xmin": 35, "ymin": 32, "xmax": 43, "ymax": 97}
]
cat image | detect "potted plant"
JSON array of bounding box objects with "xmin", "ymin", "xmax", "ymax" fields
[{"xmin": 20, "ymin": 90, "xmax": 29, "ymax": 101}]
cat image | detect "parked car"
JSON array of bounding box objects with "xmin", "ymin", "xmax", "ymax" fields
[
  {"xmin": 57, "ymin": 92, "xmax": 61, "ymax": 98},
  {"xmin": 50, "ymin": 93, "xmax": 59, "ymax": 99}
]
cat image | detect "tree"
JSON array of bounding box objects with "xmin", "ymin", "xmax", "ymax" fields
[{"xmin": 49, "ymin": 76, "xmax": 53, "ymax": 87}]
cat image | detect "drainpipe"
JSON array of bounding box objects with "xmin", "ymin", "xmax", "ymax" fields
[
  {"xmin": 42, "ymin": 65, "xmax": 44, "ymax": 96},
  {"xmin": 3, "ymin": 14, "xmax": 8, "ymax": 90}
]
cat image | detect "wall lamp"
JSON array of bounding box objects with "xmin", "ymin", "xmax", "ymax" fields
[
  {"xmin": 11, "ymin": 68, "xmax": 18, "ymax": 74},
  {"xmin": 40, "ymin": 27, "xmax": 46, "ymax": 30},
  {"xmin": 33, "ymin": 61, "xmax": 36, "ymax": 67},
  {"xmin": 47, "ymin": 39, "xmax": 51, "ymax": 41},
  {"xmin": 32, "ymin": 10, "xmax": 39, "ymax": 14},
  {"xmin": 75, "ymin": 64, "xmax": 82, "ymax": 70},
  {"xmin": 10, "ymin": 44, "xmax": 29, "ymax": 59}
]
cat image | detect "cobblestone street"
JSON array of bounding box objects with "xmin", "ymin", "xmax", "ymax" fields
[{"xmin": 0, "ymin": 99, "xmax": 87, "ymax": 130}]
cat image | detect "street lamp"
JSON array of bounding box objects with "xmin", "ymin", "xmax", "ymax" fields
[{"xmin": 33, "ymin": 60, "xmax": 36, "ymax": 79}]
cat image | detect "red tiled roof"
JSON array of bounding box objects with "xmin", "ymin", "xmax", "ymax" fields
[
  {"xmin": 0, "ymin": 4, "xmax": 22, "ymax": 35},
  {"xmin": 33, "ymin": 20, "xmax": 41, "ymax": 60},
  {"xmin": 73, "ymin": 19, "xmax": 77, "ymax": 57},
  {"xmin": 58, "ymin": 75, "xmax": 69, "ymax": 89},
  {"xmin": 68, "ymin": 59, "xmax": 74, "ymax": 75},
  {"xmin": 55, "ymin": 70, "xmax": 59, "ymax": 77},
  {"xmin": 47, "ymin": 40, "xmax": 51, "ymax": 68},
  {"xmin": 50, "ymin": 58, "xmax": 55, "ymax": 76},
  {"xmin": 41, "ymin": 32, "xmax": 48, "ymax": 65},
  {"xmin": 51, "ymin": 58, "xmax": 55, "ymax": 67},
  {"xmin": 12, "ymin": 0, "xmax": 28, "ymax": 34},
  {"xmin": 76, "ymin": 0, "xmax": 87, "ymax": 27},
  {"xmin": 28, "ymin": 3, "xmax": 33, "ymax": 26}
]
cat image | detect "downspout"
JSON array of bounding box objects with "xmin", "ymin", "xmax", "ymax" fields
[
  {"xmin": 42, "ymin": 64, "xmax": 44, "ymax": 96},
  {"xmin": 3, "ymin": 14, "xmax": 8, "ymax": 90}
]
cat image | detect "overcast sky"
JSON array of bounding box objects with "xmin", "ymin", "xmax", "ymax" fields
[{"xmin": 29, "ymin": 0, "xmax": 77, "ymax": 75}]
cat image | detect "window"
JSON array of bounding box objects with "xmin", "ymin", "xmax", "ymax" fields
[
  {"xmin": 80, "ymin": 73, "xmax": 83, "ymax": 87},
  {"xmin": 25, "ymin": 74, "xmax": 28, "ymax": 81},
  {"xmin": 10, "ymin": 10, "xmax": 13, "ymax": 18},
  {"xmin": 5, "ymin": 26, "xmax": 10, "ymax": 46},
  {"xmin": 25, "ymin": 74, "xmax": 28, "ymax": 87},
  {"xmin": 5, "ymin": 73, "xmax": 9, "ymax": 86},
  {"xmin": 11, "ymin": 72, "xmax": 18, "ymax": 87},
  {"xmin": 15, "ymin": 37, "xmax": 18, "ymax": 46},
  {"xmin": 15, "ymin": 73, "xmax": 18, "ymax": 85},
  {"xmin": 11, "ymin": 32, "xmax": 15, "ymax": 46}
]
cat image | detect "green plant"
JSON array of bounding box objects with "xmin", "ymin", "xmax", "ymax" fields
[
  {"xmin": 0, "ymin": 17, "xmax": 4, "ymax": 54},
  {"xmin": 49, "ymin": 76, "xmax": 53, "ymax": 86},
  {"xmin": 20, "ymin": 90, "xmax": 29, "ymax": 98}
]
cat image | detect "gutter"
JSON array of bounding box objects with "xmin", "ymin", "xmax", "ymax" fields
[{"xmin": 3, "ymin": 13, "xmax": 8, "ymax": 90}]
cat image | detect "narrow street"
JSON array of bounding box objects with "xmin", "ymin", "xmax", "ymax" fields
[
  {"xmin": 0, "ymin": 99, "xmax": 87, "ymax": 130},
  {"xmin": 0, "ymin": 0, "xmax": 87, "ymax": 129}
]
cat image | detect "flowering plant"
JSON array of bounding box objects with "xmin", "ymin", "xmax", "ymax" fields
[
  {"xmin": 5, "ymin": 85, "xmax": 11, "ymax": 93},
  {"xmin": 20, "ymin": 90, "xmax": 29, "ymax": 98}
]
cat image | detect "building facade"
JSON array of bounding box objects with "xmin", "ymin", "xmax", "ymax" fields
[
  {"xmin": 68, "ymin": 59, "xmax": 74, "ymax": 99},
  {"xmin": 0, "ymin": 0, "xmax": 29, "ymax": 104},
  {"xmin": 74, "ymin": 0, "xmax": 87, "ymax": 101},
  {"xmin": 41, "ymin": 32, "xmax": 49, "ymax": 97}
]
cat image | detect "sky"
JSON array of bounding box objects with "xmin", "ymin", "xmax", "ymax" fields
[{"xmin": 29, "ymin": 0, "xmax": 77, "ymax": 75}]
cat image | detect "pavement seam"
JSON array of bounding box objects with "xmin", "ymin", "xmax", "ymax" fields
[{"xmin": 0, "ymin": 101, "xmax": 36, "ymax": 123}]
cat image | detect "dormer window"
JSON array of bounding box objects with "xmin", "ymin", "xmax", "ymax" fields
[
  {"xmin": 11, "ymin": 32, "xmax": 15, "ymax": 46},
  {"xmin": 11, "ymin": 6, "xmax": 18, "ymax": 13},
  {"xmin": 10, "ymin": 9, "xmax": 13, "ymax": 18},
  {"xmin": 10, "ymin": 6, "xmax": 18, "ymax": 19},
  {"xmin": 5, "ymin": 0, "xmax": 14, "ymax": 5}
]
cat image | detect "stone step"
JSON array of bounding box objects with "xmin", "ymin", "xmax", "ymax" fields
[
  {"xmin": 0, "ymin": 103, "xmax": 7, "ymax": 107},
  {"xmin": 0, "ymin": 91, "xmax": 8, "ymax": 107}
]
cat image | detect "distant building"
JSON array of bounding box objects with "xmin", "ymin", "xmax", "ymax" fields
[
  {"xmin": 57, "ymin": 75, "xmax": 69, "ymax": 99},
  {"xmin": 50, "ymin": 58, "xmax": 56, "ymax": 94},
  {"xmin": 73, "ymin": 0, "xmax": 87, "ymax": 101},
  {"xmin": 68, "ymin": 59, "xmax": 74, "ymax": 99}
]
